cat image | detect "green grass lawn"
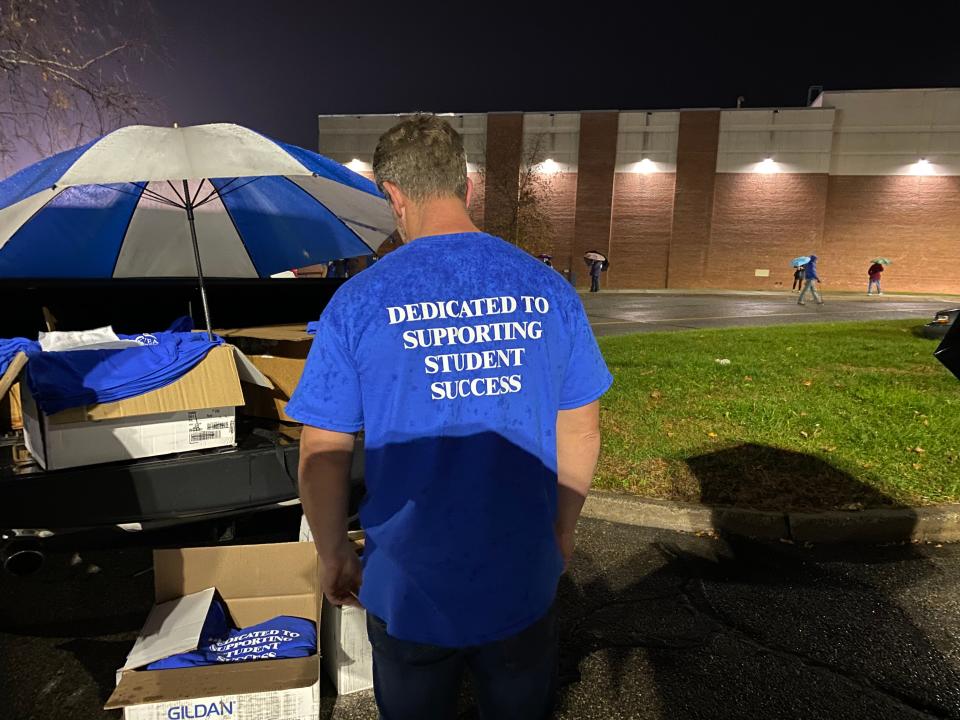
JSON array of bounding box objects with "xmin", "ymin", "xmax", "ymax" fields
[{"xmin": 595, "ymin": 320, "xmax": 960, "ymax": 510}]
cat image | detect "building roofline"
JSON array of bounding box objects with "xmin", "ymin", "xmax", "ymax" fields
[
  {"xmin": 318, "ymin": 106, "xmax": 839, "ymax": 120},
  {"xmin": 818, "ymin": 86, "xmax": 960, "ymax": 95},
  {"xmin": 317, "ymin": 89, "xmax": 960, "ymax": 121}
]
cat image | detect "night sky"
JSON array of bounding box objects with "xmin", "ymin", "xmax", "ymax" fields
[{"xmin": 100, "ymin": 1, "xmax": 960, "ymax": 150}]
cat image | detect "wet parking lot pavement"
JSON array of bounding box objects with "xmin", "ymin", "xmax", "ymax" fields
[
  {"xmin": 581, "ymin": 291, "xmax": 956, "ymax": 336},
  {"xmin": 2, "ymin": 518, "xmax": 959, "ymax": 720}
]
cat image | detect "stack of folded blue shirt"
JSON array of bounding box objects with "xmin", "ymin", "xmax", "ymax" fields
[
  {"xmin": 0, "ymin": 317, "xmax": 225, "ymax": 414},
  {"xmin": 26, "ymin": 330, "xmax": 223, "ymax": 414},
  {"xmin": 147, "ymin": 598, "xmax": 316, "ymax": 670}
]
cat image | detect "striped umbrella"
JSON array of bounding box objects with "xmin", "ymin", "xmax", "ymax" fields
[{"xmin": 0, "ymin": 123, "xmax": 395, "ymax": 335}]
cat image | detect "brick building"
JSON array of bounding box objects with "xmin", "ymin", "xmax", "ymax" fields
[{"xmin": 318, "ymin": 89, "xmax": 960, "ymax": 294}]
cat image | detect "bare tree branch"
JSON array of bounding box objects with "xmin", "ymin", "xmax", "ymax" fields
[
  {"xmin": 478, "ymin": 131, "xmax": 556, "ymax": 258},
  {"xmin": 0, "ymin": 0, "xmax": 161, "ymax": 172}
]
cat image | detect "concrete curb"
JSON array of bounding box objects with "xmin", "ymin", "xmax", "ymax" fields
[{"xmin": 582, "ymin": 491, "xmax": 960, "ymax": 544}]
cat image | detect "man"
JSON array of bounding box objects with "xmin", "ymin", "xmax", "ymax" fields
[
  {"xmin": 867, "ymin": 261, "xmax": 884, "ymax": 295},
  {"xmin": 589, "ymin": 258, "xmax": 602, "ymax": 292},
  {"xmin": 798, "ymin": 254, "xmax": 824, "ymax": 306},
  {"xmin": 287, "ymin": 114, "xmax": 612, "ymax": 720}
]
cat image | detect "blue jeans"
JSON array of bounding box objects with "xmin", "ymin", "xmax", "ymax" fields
[
  {"xmin": 868, "ymin": 278, "xmax": 882, "ymax": 293},
  {"xmin": 367, "ymin": 606, "xmax": 558, "ymax": 720},
  {"xmin": 798, "ymin": 279, "xmax": 822, "ymax": 304}
]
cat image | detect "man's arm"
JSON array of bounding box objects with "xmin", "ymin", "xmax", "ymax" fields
[
  {"xmin": 299, "ymin": 425, "xmax": 362, "ymax": 606},
  {"xmin": 555, "ymin": 400, "xmax": 602, "ymax": 568}
]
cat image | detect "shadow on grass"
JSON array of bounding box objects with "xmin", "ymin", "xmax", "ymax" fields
[{"xmin": 682, "ymin": 443, "xmax": 903, "ymax": 511}]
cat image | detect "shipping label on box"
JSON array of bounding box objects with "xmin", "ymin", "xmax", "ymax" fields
[{"xmin": 185, "ymin": 409, "xmax": 236, "ymax": 446}]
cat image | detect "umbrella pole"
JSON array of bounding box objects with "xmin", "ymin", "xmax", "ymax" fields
[{"xmin": 183, "ymin": 179, "xmax": 214, "ymax": 341}]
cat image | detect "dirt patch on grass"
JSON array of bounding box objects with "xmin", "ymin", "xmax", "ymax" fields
[{"xmin": 596, "ymin": 456, "xmax": 702, "ymax": 503}]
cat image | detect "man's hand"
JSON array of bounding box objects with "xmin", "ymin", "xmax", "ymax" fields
[
  {"xmin": 321, "ymin": 541, "xmax": 363, "ymax": 607},
  {"xmin": 298, "ymin": 426, "xmax": 360, "ymax": 606}
]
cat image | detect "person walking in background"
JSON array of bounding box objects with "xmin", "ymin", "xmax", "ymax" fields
[
  {"xmin": 798, "ymin": 255, "xmax": 823, "ymax": 306},
  {"xmin": 867, "ymin": 261, "xmax": 884, "ymax": 295},
  {"xmin": 792, "ymin": 264, "xmax": 805, "ymax": 293},
  {"xmin": 589, "ymin": 259, "xmax": 602, "ymax": 292}
]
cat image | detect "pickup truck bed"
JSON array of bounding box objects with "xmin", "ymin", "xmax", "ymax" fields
[
  {"xmin": 0, "ymin": 420, "xmax": 301, "ymax": 531},
  {"xmin": 0, "ymin": 277, "xmax": 360, "ymax": 546}
]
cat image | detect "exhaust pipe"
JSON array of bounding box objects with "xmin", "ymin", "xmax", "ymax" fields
[{"xmin": 1, "ymin": 540, "xmax": 44, "ymax": 576}]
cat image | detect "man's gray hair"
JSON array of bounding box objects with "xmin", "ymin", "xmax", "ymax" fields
[{"xmin": 373, "ymin": 113, "xmax": 468, "ymax": 202}]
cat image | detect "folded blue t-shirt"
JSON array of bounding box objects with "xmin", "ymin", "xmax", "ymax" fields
[
  {"xmin": 147, "ymin": 600, "xmax": 316, "ymax": 670},
  {"xmin": 0, "ymin": 337, "xmax": 39, "ymax": 377},
  {"xmin": 25, "ymin": 330, "xmax": 222, "ymax": 414}
]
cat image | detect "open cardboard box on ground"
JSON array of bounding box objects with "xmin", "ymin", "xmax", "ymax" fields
[
  {"xmin": 215, "ymin": 326, "xmax": 313, "ymax": 423},
  {"xmin": 107, "ymin": 542, "xmax": 321, "ymax": 720},
  {"xmin": 0, "ymin": 344, "xmax": 272, "ymax": 470}
]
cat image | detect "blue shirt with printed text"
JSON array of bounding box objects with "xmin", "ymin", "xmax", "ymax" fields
[{"xmin": 286, "ymin": 232, "xmax": 612, "ymax": 647}]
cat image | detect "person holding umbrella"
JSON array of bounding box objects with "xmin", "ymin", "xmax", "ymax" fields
[
  {"xmin": 589, "ymin": 258, "xmax": 602, "ymax": 292},
  {"xmin": 797, "ymin": 254, "xmax": 824, "ymax": 306},
  {"xmin": 583, "ymin": 251, "xmax": 607, "ymax": 293},
  {"xmin": 868, "ymin": 258, "xmax": 888, "ymax": 295}
]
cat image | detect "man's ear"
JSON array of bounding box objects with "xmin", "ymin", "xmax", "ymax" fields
[
  {"xmin": 465, "ymin": 176, "xmax": 474, "ymax": 209},
  {"xmin": 381, "ymin": 181, "xmax": 404, "ymax": 216}
]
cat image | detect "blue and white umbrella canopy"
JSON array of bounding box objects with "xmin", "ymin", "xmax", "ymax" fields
[{"xmin": 0, "ymin": 123, "xmax": 395, "ymax": 278}]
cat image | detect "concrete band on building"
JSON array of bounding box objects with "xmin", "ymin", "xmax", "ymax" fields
[{"xmin": 319, "ymin": 89, "xmax": 960, "ymax": 295}]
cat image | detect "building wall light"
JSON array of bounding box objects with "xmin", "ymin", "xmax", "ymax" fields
[
  {"xmin": 637, "ymin": 158, "xmax": 656, "ymax": 174},
  {"xmin": 346, "ymin": 158, "xmax": 369, "ymax": 171},
  {"xmin": 538, "ymin": 158, "xmax": 560, "ymax": 174},
  {"xmin": 757, "ymin": 157, "xmax": 778, "ymax": 174},
  {"xmin": 911, "ymin": 157, "xmax": 934, "ymax": 176}
]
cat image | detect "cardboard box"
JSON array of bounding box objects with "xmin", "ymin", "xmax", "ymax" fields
[
  {"xmin": 13, "ymin": 345, "xmax": 271, "ymax": 470},
  {"xmin": 107, "ymin": 542, "xmax": 321, "ymax": 720},
  {"xmin": 216, "ymin": 326, "xmax": 312, "ymax": 423},
  {"xmin": 0, "ymin": 380, "xmax": 23, "ymax": 433},
  {"xmin": 0, "ymin": 351, "xmax": 26, "ymax": 433},
  {"xmin": 299, "ymin": 514, "xmax": 374, "ymax": 695}
]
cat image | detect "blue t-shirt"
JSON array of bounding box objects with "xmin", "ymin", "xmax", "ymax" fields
[
  {"xmin": 146, "ymin": 599, "xmax": 316, "ymax": 670},
  {"xmin": 286, "ymin": 232, "xmax": 612, "ymax": 648}
]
